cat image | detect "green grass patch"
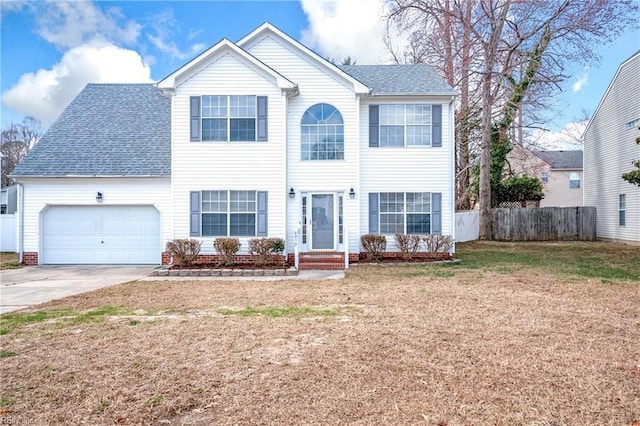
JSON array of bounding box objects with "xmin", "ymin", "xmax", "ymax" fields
[
  {"xmin": 454, "ymin": 241, "xmax": 640, "ymax": 281},
  {"xmin": 400, "ymin": 267, "xmax": 457, "ymax": 278},
  {"xmin": 144, "ymin": 395, "xmax": 164, "ymax": 407},
  {"xmin": 217, "ymin": 306, "xmax": 338, "ymax": 318},
  {"xmin": 0, "ymin": 306, "xmax": 127, "ymax": 334},
  {"xmin": 0, "ymin": 351, "xmax": 17, "ymax": 358},
  {"xmin": 0, "ymin": 394, "xmax": 16, "ymax": 407}
]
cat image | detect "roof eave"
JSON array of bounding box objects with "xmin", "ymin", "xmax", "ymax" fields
[
  {"xmin": 12, "ymin": 174, "xmax": 171, "ymax": 179},
  {"xmin": 368, "ymin": 91, "xmax": 459, "ymax": 97}
]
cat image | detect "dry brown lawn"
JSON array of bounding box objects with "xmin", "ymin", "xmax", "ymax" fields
[
  {"xmin": 1, "ymin": 241, "xmax": 639, "ymax": 425},
  {"xmin": 0, "ymin": 252, "xmax": 19, "ymax": 270}
]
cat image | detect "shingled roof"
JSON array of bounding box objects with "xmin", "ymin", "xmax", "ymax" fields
[
  {"xmin": 12, "ymin": 84, "xmax": 170, "ymax": 177},
  {"xmin": 340, "ymin": 64, "xmax": 457, "ymax": 96},
  {"xmin": 534, "ymin": 150, "xmax": 583, "ymax": 170}
]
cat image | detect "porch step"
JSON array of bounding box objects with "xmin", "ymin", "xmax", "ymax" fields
[
  {"xmin": 298, "ymin": 252, "xmax": 345, "ymax": 271},
  {"xmin": 298, "ymin": 262, "xmax": 345, "ymax": 271}
]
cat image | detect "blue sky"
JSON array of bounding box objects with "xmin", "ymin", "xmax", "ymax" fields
[{"xmin": 1, "ymin": 0, "xmax": 639, "ymax": 148}]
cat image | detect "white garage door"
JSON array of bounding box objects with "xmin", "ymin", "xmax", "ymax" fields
[{"xmin": 42, "ymin": 205, "xmax": 161, "ymax": 264}]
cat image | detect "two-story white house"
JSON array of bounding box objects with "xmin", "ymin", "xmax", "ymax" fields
[{"xmin": 11, "ymin": 23, "xmax": 457, "ymax": 268}]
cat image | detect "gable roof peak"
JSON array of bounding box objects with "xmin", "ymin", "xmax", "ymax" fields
[
  {"xmin": 157, "ymin": 35, "xmax": 295, "ymax": 92},
  {"xmin": 237, "ymin": 22, "xmax": 371, "ymax": 95}
]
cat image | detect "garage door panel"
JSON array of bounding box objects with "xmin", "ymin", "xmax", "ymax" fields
[{"xmin": 42, "ymin": 206, "xmax": 161, "ymax": 264}]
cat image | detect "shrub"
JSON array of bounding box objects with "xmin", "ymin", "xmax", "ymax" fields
[
  {"xmin": 422, "ymin": 234, "xmax": 454, "ymax": 258},
  {"xmin": 360, "ymin": 234, "xmax": 386, "ymax": 262},
  {"xmin": 394, "ymin": 233, "xmax": 421, "ymax": 260},
  {"xmin": 249, "ymin": 238, "xmax": 285, "ymax": 266},
  {"xmin": 214, "ymin": 238, "xmax": 240, "ymax": 265},
  {"xmin": 165, "ymin": 239, "xmax": 202, "ymax": 267}
]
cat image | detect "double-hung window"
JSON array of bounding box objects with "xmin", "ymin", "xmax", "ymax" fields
[
  {"xmin": 369, "ymin": 104, "xmax": 442, "ymax": 147},
  {"xmin": 379, "ymin": 192, "xmax": 431, "ymax": 234},
  {"xmin": 569, "ymin": 172, "xmax": 580, "ymax": 189},
  {"xmin": 370, "ymin": 192, "xmax": 442, "ymax": 235},
  {"xmin": 380, "ymin": 105, "xmax": 431, "ymax": 146},
  {"xmin": 191, "ymin": 95, "xmax": 267, "ymax": 142},
  {"xmin": 201, "ymin": 190, "xmax": 257, "ymax": 237}
]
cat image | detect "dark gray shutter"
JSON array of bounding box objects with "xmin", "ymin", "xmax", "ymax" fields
[
  {"xmin": 431, "ymin": 192, "xmax": 442, "ymax": 234},
  {"xmin": 257, "ymin": 96, "xmax": 268, "ymax": 141},
  {"xmin": 256, "ymin": 191, "xmax": 268, "ymax": 236},
  {"xmin": 190, "ymin": 96, "xmax": 201, "ymax": 142},
  {"xmin": 432, "ymin": 104, "xmax": 442, "ymax": 147},
  {"xmin": 369, "ymin": 105, "xmax": 379, "ymax": 147},
  {"xmin": 368, "ymin": 193, "xmax": 379, "ymax": 233},
  {"xmin": 190, "ymin": 191, "xmax": 201, "ymax": 236}
]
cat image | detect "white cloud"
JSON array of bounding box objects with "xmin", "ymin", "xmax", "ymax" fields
[
  {"xmin": 572, "ymin": 68, "xmax": 589, "ymax": 93},
  {"xmin": 300, "ymin": 0, "xmax": 393, "ymax": 64},
  {"xmin": 530, "ymin": 121, "xmax": 587, "ymax": 150},
  {"xmin": 31, "ymin": 1, "xmax": 141, "ymax": 49},
  {"xmin": 2, "ymin": 39, "xmax": 152, "ymax": 125},
  {"xmin": 146, "ymin": 9, "xmax": 206, "ymax": 60}
]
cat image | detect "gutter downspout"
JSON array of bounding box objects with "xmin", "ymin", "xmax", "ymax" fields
[
  {"xmin": 284, "ymin": 86, "xmax": 299, "ymax": 268},
  {"xmin": 449, "ymin": 95, "xmax": 456, "ymax": 255},
  {"xmin": 17, "ymin": 182, "xmax": 24, "ymax": 264}
]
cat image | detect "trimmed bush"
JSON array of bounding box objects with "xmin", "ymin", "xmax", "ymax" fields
[
  {"xmin": 214, "ymin": 238, "xmax": 240, "ymax": 265},
  {"xmin": 249, "ymin": 238, "xmax": 285, "ymax": 266},
  {"xmin": 360, "ymin": 234, "xmax": 387, "ymax": 262},
  {"xmin": 394, "ymin": 233, "xmax": 421, "ymax": 260},
  {"xmin": 165, "ymin": 239, "xmax": 202, "ymax": 267},
  {"xmin": 422, "ymin": 234, "xmax": 454, "ymax": 258}
]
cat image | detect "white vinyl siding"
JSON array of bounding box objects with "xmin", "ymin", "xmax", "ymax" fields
[
  {"xmin": 245, "ymin": 35, "xmax": 361, "ymax": 254},
  {"xmin": 584, "ymin": 52, "xmax": 640, "ymax": 242},
  {"xmin": 359, "ymin": 97, "xmax": 454, "ymax": 241},
  {"xmin": 172, "ymin": 52, "xmax": 286, "ymax": 253},
  {"xmin": 19, "ymin": 177, "xmax": 171, "ymax": 264}
]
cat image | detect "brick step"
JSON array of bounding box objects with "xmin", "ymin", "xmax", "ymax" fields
[
  {"xmin": 298, "ymin": 262, "xmax": 345, "ymax": 271},
  {"xmin": 298, "ymin": 256, "xmax": 344, "ymax": 263}
]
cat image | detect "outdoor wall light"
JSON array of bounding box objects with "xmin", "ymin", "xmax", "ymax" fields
[
  {"xmin": 349, "ymin": 187, "xmax": 356, "ymax": 199},
  {"xmin": 96, "ymin": 191, "xmax": 103, "ymax": 203},
  {"xmin": 289, "ymin": 188, "xmax": 295, "ymax": 199}
]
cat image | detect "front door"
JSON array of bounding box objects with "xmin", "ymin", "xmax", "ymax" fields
[{"xmin": 311, "ymin": 194, "xmax": 334, "ymax": 249}]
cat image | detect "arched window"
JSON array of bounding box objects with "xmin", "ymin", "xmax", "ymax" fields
[{"xmin": 301, "ymin": 103, "xmax": 344, "ymax": 160}]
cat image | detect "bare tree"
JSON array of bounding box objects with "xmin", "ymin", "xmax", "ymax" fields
[
  {"xmin": 1, "ymin": 116, "xmax": 42, "ymax": 187},
  {"xmin": 387, "ymin": 0, "xmax": 639, "ymax": 238}
]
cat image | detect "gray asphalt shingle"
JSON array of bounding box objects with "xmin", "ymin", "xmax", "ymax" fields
[
  {"xmin": 534, "ymin": 150, "xmax": 583, "ymax": 169},
  {"xmin": 12, "ymin": 84, "xmax": 170, "ymax": 177},
  {"xmin": 340, "ymin": 64, "xmax": 457, "ymax": 95}
]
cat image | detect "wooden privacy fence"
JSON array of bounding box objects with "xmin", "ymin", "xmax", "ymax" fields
[{"xmin": 492, "ymin": 207, "xmax": 596, "ymax": 241}]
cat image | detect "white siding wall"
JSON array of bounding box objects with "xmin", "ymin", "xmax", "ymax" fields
[
  {"xmin": 584, "ymin": 53, "xmax": 640, "ymax": 242},
  {"xmin": 247, "ymin": 36, "xmax": 361, "ymax": 253},
  {"xmin": 358, "ymin": 96, "xmax": 455, "ymax": 245},
  {"xmin": 172, "ymin": 52, "xmax": 287, "ymax": 254},
  {"xmin": 20, "ymin": 177, "xmax": 171, "ymax": 259}
]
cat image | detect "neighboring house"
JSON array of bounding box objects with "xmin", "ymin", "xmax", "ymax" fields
[
  {"xmin": 11, "ymin": 22, "xmax": 457, "ymax": 266},
  {"xmin": 506, "ymin": 145, "xmax": 583, "ymax": 207},
  {"xmin": 1, "ymin": 185, "xmax": 18, "ymax": 214},
  {"xmin": 583, "ymin": 51, "xmax": 640, "ymax": 242}
]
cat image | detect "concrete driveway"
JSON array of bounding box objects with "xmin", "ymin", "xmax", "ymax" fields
[{"xmin": 0, "ymin": 265, "xmax": 155, "ymax": 314}]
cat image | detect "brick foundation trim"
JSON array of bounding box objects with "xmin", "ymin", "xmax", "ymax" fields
[
  {"xmin": 23, "ymin": 252, "xmax": 38, "ymax": 266},
  {"xmin": 163, "ymin": 253, "xmax": 287, "ymax": 266}
]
